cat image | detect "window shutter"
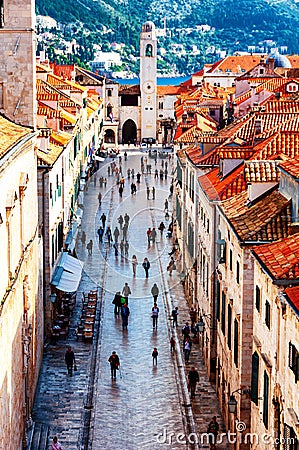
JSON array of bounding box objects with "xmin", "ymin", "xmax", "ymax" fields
[
  {"xmin": 251, "ymin": 352, "xmax": 259, "ymax": 405},
  {"xmin": 234, "ymin": 319, "xmax": 239, "ymax": 367},
  {"xmin": 221, "ymin": 291, "xmax": 226, "ymax": 335},
  {"xmin": 227, "ymin": 304, "xmax": 232, "ymax": 350},
  {"xmin": 263, "ymin": 371, "xmax": 269, "ymax": 429}
]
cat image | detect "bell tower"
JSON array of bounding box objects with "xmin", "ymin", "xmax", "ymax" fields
[
  {"xmin": 140, "ymin": 21, "xmax": 157, "ymax": 142},
  {"xmin": 0, "ymin": 0, "xmax": 36, "ymax": 129}
]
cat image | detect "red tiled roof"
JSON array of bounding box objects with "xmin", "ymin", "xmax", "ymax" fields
[
  {"xmin": 198, "ymin": 165, "xmax": 247, "ymax": 201},
  {"xmin": 244, "ymin": 160, "xmax": 280, "ymax": 182},
  {"xmin": 285, "ymin": 286, "xmax": 299, "ymax": 312},
  {"xmin": 157, "ymin": 85, "xmax": 181, "ymax": 95},
  {"xmin": 252, "ymin": 233, "xmax": 299, "ymax": 281},
  {"xmin": 278, "ymin": 157, "xmax": 299, "ymax": 178},
  {"xmin": 221, "ymin": 189, "xmax": 291, "ymax": 242}
]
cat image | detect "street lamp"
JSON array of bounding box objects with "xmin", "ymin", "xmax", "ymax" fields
[
  {"xmin": 197, "ymin": 316, "xmax": 205, "ymax": 333},
  {"xmin": 228, "ymin": 394, "xmax": 238, "ymax": 414},
  {"xmin": 228, "ymin": 389, "xmax": 251, "ymax": 414}
]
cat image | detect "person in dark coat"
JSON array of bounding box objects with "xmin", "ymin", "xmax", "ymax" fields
[
  {"xmin": 121, "ymin": 303, "xmax": 130, "ymax": 330},
  {"xmin": 108, "ymin": 351, "xmax": 120, "ymax": 380},
  {"xmin": 112, "ymin": 291, "xmax": 122, "ymax": 316},
  {"xmin": 142, "ymin": 257, "xmax": 151, "ymax": 278},
  {"xmin": 188, "ymin": 366, "xmax": 199, "ymax": 399},
  {"xmin": 65, "ymin": 346, "xmax": 76, "ymax": 376}
]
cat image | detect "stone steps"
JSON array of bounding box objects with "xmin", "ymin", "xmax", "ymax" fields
[{"xmin": 29, "ymin": 422, "xmax": 50, "ymax": 450}]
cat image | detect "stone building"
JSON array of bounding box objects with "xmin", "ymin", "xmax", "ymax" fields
[
  {"xmin": 0, "ymin": 0, "xmax": 43, "ymax": 448},
  {"xmin": 251, "ymin": 234, "xmax": 299, "ymax": 449},
  {"xmin": 0, "ymin": 117, "xmax": 41, "ymax": 450}
]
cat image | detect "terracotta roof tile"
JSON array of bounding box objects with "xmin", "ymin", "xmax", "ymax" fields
[
  {"xmin": 198, "ymin": 165, "xmax": 247, "ymax": 201},
  {"xmin": 0, "ymin": 115, "xmax": 33, "ymax": 159},
  {"xmin": 37, "ymin": 142, "xmax": 64, "ymax": 165},
  {"xmin": 221, "ymin": 189, "xmax": 291, "ymax": 242},
  {"xmin": 244, "ymin": 160, "xmax": 280, "ymax": 182},
  {"xmin": 157, "ymin": 85, "xmax": 181, "ymax": 95},
  {"xmin": 252, "ymin": 233, "xmax": 299, "ymax": 281},
  {"xmin": 211, "ymin": 55, "xmax": 261, "ymax": 74},
  {"xmin": 285, "ymin": 286, "xmax": 299, "ymax": 313},
  {"xmin": 278, "ymin": 157, "xmax": 299, "ymax": 178}
]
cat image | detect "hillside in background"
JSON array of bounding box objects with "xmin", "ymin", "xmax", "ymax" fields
[{"xmin": 36, "ymin": 0, "xmax": 299, "ymax": 75}]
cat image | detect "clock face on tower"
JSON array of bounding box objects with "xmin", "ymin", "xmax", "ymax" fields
[{"xmin": 143, "ymin": 81, "xmax": 155, "ymax": 94}]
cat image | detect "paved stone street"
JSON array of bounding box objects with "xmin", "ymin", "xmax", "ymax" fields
[{"xmin": 31, "ymin": 150, "xmax": 230, "ymax": 450}]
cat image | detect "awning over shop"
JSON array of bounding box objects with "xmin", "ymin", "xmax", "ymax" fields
[{"xmin": 51, "ymin": 252, "xmax": 84, "ymax": 292}]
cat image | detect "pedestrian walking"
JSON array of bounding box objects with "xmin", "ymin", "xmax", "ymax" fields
[
  {"xmin": 158, "ymin": 221, "xmax": 165, "ymax": 236},
  {"xmin": 122, "ymin": 282, "xmax": 131, "ymax": 304},
  {"xmin": 121, "ymin": 303, "xmax": 130, "ymax": 330},
  {"xmin": 105, "ymin": 226, "xmax": 113, "ymax": 245},
  {"xmin": 142, "ymin": 257, "xmax": 151, "ymax": 278},
  {"xmin": 103, "ymin": 177, "xmax": 107, "ymax": 188},
  {"xmin": 113, "ymin": 242, "xmax": 119, "ymax": 257},
  {"xmin": 151, "ymin": 302, "xmax": 159, "ymax": 329},
  {"xmin": 132, "ymin": 254, "xmax": 138, "ymax": 276},
  {"xmin": 152, "ymin": 186, "xmax": 155, "ymax": 199},
  {"xmin": 136, "ymin": 172, "xmax": 141, "ymax": 183},
  {"xmin": 98, "ymin": 192, "xmax": 102, "ymax": 206},
  {"xmin": 154, "ymin": 169, "xmax": 158, "ymax": 179},
  {"xmin": 152, "ymin": 348, "xmax": 158, "ymax": 365},
  {"xmin": 124, "ymin": 240, "xmax": 129, "ymax": 256},
  {"xmin": 65, "ymin": 346, "xmax": 76, "ymax": 377},
  {"xmin": 164, "ymin": 168, "xmax": 168, "ymax": 179},
  {"xmin": 160, "ymin": 169, "xmax": 164, "ymax": 180},
  {"xmin": 93, "ymin": 175, "xmax": 97, "ymax": 187},
  {"xmin": 51, "ymin": 436, "xmax": 64, "ymax": 450},
  {"xmin": 97, "ymin": 226, "xmax": 104, "ymax": 243},
  {"xmin": 86, "ymin": 239, "xmax": 93, "ymax": 255},
  {"xmin": 183, "ymin": 338, "xmax": 192, "ymax": 363},
  {"xmin": 151, "ymin": 283, "xmax": 159, "ymax": 302},
  {"xmin": 108, "ymin": 351, "xmax": 120, "ymax": 380},
  {"xmin": 81, "ymin": 230, "xmax": 86, "ymax": 246},
  {"xmin": 127, "ymin": 168, "xmax": 131, "ymax": 178},
  {"xmin": 207, "ymin": 416, "xmax": 219, "ymax": 449},
  {"xmin": 170, "ymin": 336, "xmax": 176, "ymax": 352},
  {"xmin": 113, "ymin": 226, "xmax": 120, "ymax": 243},
  {"xmin": 182, "ymin": 322, "xmax": 191, "ymax": 339},
  {"xmin": 167, "ymin": 256, "xmax": 176, "ymax": 275},
  {"xmin": 118, "ymin": 214, "xmax": 124, "ymax": 229},
  {"xmin": 188, "ymin": 366, "xmax": 199, "ymax": 399},
  {"xmin": 164, "ymin": 198, "xmax": 169, "ymax": 211},
  {"xmin": 108, "ymin": 165, "xmax": 111, "ymax": 176},
  {"xmin": 100, "ymin": 212, "xmax": 106, "ymax": 228},
  {"xmin": 122, "ymin": 223, "xmax": 128, "ymax": 241},
  {"xmin": 124, "ymin": 213, "xmax": 130, "ymax": 226},
  {"xmin": 119, "ymin": 184, "xmax": 124, "ymax": 197},
  {"xmin": 112, "ymin": 291, "xmax": 122, "ymax": 316},
  {"xmin": 146, "ymin": 227, "xmax": 152, "ymax": 245},
  {"xmin": 172, "ymin": 306, "xmax": 179, "ymax": 327},
  {"xmin": 131, "ymin": 168, "xmax": 135, "ymax": 178},
  {"xmin": 147, "ymin": 186, "xmax": 150, "ymax": 199},
  {"xmin": 189, "ymin": 307, "xmax": 197, "ymax": 327},
  {"xmin": 150, "ymin": 227, "xmax": 157, "ymax": 243},
  {"xmin": 119, "ymin": 239, "xmax": 125, "ymax": 256}
]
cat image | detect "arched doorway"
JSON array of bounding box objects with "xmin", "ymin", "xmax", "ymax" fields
[
  {"xmin": 104, "ymin": 129, "xmax": 115, "ymax": 144},
  {"xmin": 122, "ymin": 119, "xmax": 137, "ymax": 145}
]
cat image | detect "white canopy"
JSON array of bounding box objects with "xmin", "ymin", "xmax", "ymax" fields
[{"xmin": 52, "ymin": 253, "xmax": 83, "ymax": 292}]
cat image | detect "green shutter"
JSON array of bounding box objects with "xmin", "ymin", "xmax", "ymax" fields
[
  {"xmin": 263, "ymin": 371, "xmax": 269, "ymax": 429},
  {"xmin": 251, "ymin": 352, "xmax": 259, "ymax": 404}
]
